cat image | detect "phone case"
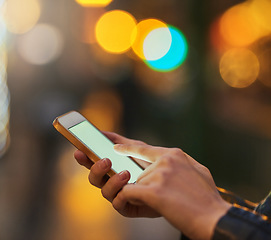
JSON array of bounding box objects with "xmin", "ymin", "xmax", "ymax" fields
[{"xmin": 53, "ymin": 115, "xmax": 116, "ymax": 178}]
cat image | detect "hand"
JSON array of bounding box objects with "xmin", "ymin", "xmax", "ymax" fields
[
  {"xmin": 112, "ymin": 143, "xmax": 231, "ymax": 240},
  {"xmin": 74, "ymin": 131, "xmax": 160, "ymax": 218}
]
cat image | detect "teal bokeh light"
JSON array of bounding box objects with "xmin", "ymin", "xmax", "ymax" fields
[{"xmin": 144, "ymin": 26, "xmax": 188, "ymax": 72}]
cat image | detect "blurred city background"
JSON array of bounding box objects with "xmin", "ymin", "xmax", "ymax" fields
[{"xmin": 1, "ymin": 0, "xmax": 271, "ymax": 239}]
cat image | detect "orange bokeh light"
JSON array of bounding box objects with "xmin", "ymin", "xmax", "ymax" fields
[
  {"xmin": 220, "ymin": 48, "xmax": 260, "ymax": 88},
  {"xmin": 250, "ymin": 0, "xmax": 271, "ymax": 32},
  {"xmin": 219, "ymin": 3, "xmax": 262, "ymax": 47}
]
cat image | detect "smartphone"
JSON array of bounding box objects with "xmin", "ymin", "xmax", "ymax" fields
[{"xmin": 53, "ymin": 111, "xmax": 144, "ymax": 183}]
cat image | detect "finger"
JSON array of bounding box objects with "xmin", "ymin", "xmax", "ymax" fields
[
  {"xmin": 112, "ymin": 187, "xmax": 160, "ymax": 218},
  {"xmin": 136, "ymin": 161, "xmax": 158, "ymax": 183},
  {"xmin": 102, "ymin": 131, "xmax": 146, "ymax": 145},
  {"xmin": 88, "ymin": 158, "xmax": 111, "ymax": 188},
  {"xmin": 133, "ymin": 158, "xmax": 152, "ymax": 169},
  {"xmin": 74, "ymin": 150, "xmax": 93, "ymax": 169},
  {"xmin": 114, "ymin": 144, "xmax": 165, "ymax": 163},
  {"xmin": 101, "ymin": 170, "xmax": 130, "ymax": 202},
  {"xmin": 102, "ymin": 131, "xmax": 128, "ymax": 144},
  {"xmin": 112, "ymin": 184, "xmax": 150, "ymax": 212}
]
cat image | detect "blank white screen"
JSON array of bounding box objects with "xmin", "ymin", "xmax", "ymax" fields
[{"xmin": 69, "ymin": 121, "xmax": 143, "ymax": 183}]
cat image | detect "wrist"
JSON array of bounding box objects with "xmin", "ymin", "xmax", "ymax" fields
[
  {"xmin": 186, "ymin": 198, "xmax": 231, "ymax": 240},
  {"xmin": 203, "ymin": 200, "xmax": 232, "ymax": 240}
]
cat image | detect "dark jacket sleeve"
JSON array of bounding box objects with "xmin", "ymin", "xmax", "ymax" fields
[
  {"xmin": 181, "ymin": 190, "xmax": 271, "ymax": 240},
  {"xmin": 212, "ymin": 206, "xmax": 271, "ymax": 240}
]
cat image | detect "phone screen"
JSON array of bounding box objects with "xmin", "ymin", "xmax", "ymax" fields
[{"xmin": 69, "ymin": 120, "xmax": 143, "ymax": 183}]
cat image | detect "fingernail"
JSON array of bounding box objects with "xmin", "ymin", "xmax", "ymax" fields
[
  {"xmin": 100, "ymin": 158, "xmax": 110, "ymax": 169},
  {"xmin": 119, "ymin": 170, "xmax": 129, "ymax": 181},
  {"xmin": 114, "ymin": 144, "xmax": 122, "ymax": 150}
]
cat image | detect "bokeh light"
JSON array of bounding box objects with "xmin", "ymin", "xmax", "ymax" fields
[
  {"xmin": 250, "ymin": 0, "xmax": 271, "ymax": 32},
  {"xmin": 219, "ymin": 48, "xmax": 260, "ymax": 88},
  {"xmin": 0, "ymin": 4, "xmax": 9, "ymax": 158},
  {"xmin": 56, "ymin": 149, "xmax": 124, "ymax": 240},
  {"xmin": 144, "ymin": 26, "xmax": 188, "ymax": 72},
  {"xmin": 4, "ymin": 0, "xmax": 41, "ymax": 34},
  {"xmin": 59, "ymin": 168, "xmax": 113, "ymax": 222},
  {"xmin": 210, "ymin": 17, "xmax": 231, "ymax": 53},
  {"xmin": 219, "ymin": 3, "xmax": 262, "ymax": 47},
  {"xmin": 75, "ymin": 0, "xmax": 112, "ymax": 7},
  {"xmin": 95, "ymin": 10, "xmax": 137, "ymax": 54},
  {"xmin": 17, "ymin": 24, "xmax": 64, "ymax": 65},
  {"xmin": 131, "ymin": 18, "xmax": 169, "ymax": 60},
  {"xmin": 143, "ymin": 27, "xmax": 172, "ymax": 61}
]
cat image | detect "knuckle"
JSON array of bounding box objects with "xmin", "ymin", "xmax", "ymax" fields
[
  {"xmin": 112, "ymin": 194, "xmax": 125, "ymax": 213},
  {"xmin": 150, "ymin": 168, "xmax": 172, "ymax": 189},
  {"xmin": 112, "ymin": 200, "xmax": 120, "ymax": 211},
  {"xmin": 158, "ymin": 168, "xmax": 171, "ymax": 182},
  {"xmin": 159, "ymin": 155, "xmax": 176, "ymax": 167},
  {"xmin": 101, "ymin": 188, "xmax": 110, "ymax": 201},
  {"xmin": 149, "ymin": 184, "xmax": 164, "ymax": 199},
  {"xmin": 157, "ymin": 148, "xmax": 186, "ymax": 167},
  {"xmin": 201, "ymin": 165, "xmax": 211, "ymax": 175},
  {"xmin": 88, "ymin": 172, "xmax": 95, "ymax": 185},
  {"xmin": 88, "ymin": 171, "xmax": 101, "ymax": 188},
  {"xmin": 135, "ymin": 140, "xmax": 146, "ymax": 145},
  {"xmin": 90, "ymin": 164, "xmax": 98, "ymax": 176},
  {"xmin": 170, "ymin": 147, "xmax": 183, "ymax": 156},
  {"xmin": 138, "ymin": 146, "xmax": 147, "ymax": 156}
]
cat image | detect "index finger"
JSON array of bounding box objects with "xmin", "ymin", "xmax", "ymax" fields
[
  {"xmin": 114, "ymin": 144, "xmax": 165, "ymax": 163},
  {"xmin": 102, "ymin": 131, "xmax": 146, "ymax": 146}
]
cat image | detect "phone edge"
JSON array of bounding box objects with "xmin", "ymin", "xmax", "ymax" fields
[{"xmin": 53, "ymin": 115, "xmax": 117, "ymax": 178}]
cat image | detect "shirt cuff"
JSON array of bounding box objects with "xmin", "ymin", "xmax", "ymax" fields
[{"xmin": 212, "ymin": 206, "xmax": 271, "ymax": 240}]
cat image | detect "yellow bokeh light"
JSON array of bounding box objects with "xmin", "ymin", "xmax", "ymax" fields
[
  {"xmin": 95, "ymin": 10, "xmax": 137, "ymax": 54},
  {"xmin": 56, "ymin": 148, "xmax": 125, "ymax": 240},
  {"xmin": 75, "ymin": 0, "xmax": 112, "ymax": 7},
  {"xmin": 250, "ymin": 0, "xmax": 271, "ymax": 32},
  {"xmin": 131, "ymin": 19, "xmax": 168, "ymax": 60},
  {"xmin": 59, "ymin": 170, "xmax": 112, "ymax": 222},
  {"xmin": 4, "ymin": 0, "xmax": 41, "ymax": 34},
  {"xmin": 220, "ymin": 48, "xmax": 260, "ymax": 88},
  {"xmin": 219, "ymin": 3, "xmax": 262, "ymax": 47}
]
